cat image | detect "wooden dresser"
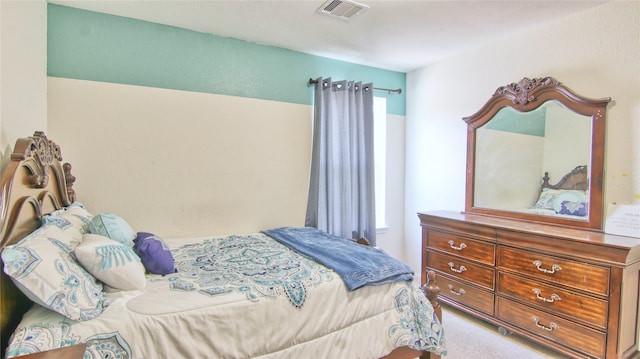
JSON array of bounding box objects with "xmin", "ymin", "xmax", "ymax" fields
[{"xmin": 419, "ymin": 210, "xmax": 640, "ymax": 359}]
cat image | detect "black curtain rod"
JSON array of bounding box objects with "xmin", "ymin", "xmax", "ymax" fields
[{"xmin": 308, "ymin": 78, "xmax": 402, "ymax": 94}]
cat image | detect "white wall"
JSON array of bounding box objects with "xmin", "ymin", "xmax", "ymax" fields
[
  {"xmin": 0, "ymin": 0, "xmax": 47, "ymax": 171},
  {"xmin": 542, "ymin": 106, "xmax": 591, "ymax": 178},
  {"xmin": 48, "ymin": 78, "xmax": 312, "ymax": 238},
  {"xmin": 404, "ymin": 1, "xmax": 640, "ymax": 275},
  {"xmin": 474, "ymin": 129, "xmax": 543, "ymax": 210}
]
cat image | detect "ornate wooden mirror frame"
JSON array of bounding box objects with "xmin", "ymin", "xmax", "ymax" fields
[{"xmin": 463, "ymin": 77, "xmax": 611, "ymax": 230}]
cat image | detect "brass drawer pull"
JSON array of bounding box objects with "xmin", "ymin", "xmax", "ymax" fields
[
  {"xmin": 447, "ymin": 284, "xmax": 466, "ymax": 296},
  {"xmin": 532, "ymin": 288, "xmax": 561, "ymax": 303},
  {"xmin": 533, "ymin": 260, "xmax": 562, "ymax": 274},
  {"xmin": 447, "ymin": 239, "xmax": 467, "ymax": 251},
  {"xmin": 447, "ymin": 262, "xmax": 467, "ymax": 273},
  {"xmin": 531, "ymin": 316, "xmax": 559, "ymax": 332}
]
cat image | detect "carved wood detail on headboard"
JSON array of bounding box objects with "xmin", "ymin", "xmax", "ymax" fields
[
  {"xmin": 0, "ymin": 131, "xmax": 78, "ymax": 356},
  {"xmin": 0, "ymin": 131, "xmax": 76, "ymax": 247},
  {"xmin": 12, "ymin": 130, "xmax": 62, "ymax": 188}
]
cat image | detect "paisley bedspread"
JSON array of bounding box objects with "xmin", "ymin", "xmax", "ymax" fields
[{"xmin": 6, "ymin": 233, "xmax": 446, "ymax": 358}]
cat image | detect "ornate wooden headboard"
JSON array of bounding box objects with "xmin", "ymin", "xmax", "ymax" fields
[
  {"xmin": 541, "ymin": 165, "xmax": 589, "ymax": 191},
  {"xmin": 0, "ymin": 131, "xmax": 77, "ymax": 356}
]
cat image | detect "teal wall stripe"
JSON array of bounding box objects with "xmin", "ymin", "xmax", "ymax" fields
[
  {"xmin": 47, "ymin": 4, "xmax": 406, "ymax": 115},
  {"xmin": 485, "ymin": 107, "xmax": 546, "ymax": 137}
]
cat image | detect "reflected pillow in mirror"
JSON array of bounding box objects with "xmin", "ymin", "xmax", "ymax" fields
[
  {"xmin": 552, "ymin": 191, "xmax": 587, "ymax": 213},
  {"xmin": 532, "ymin": 189, "xmax": 561, "ymax": 210},
  {"xmin": 532, "ymin": 189, "xmax": 587, "ymax": 211},
  {"xmin": 558, "ymin": 201, "xmax": 588, "ymax": 217}
]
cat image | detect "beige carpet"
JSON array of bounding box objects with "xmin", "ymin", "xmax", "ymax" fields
[{"xmin": 441, "ymin": 306, "xmax": 571, "ymax": 358}]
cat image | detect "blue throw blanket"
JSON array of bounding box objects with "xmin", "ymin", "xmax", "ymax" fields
[{"xmin": 262, "ymin": 227, "xmax": 414, "ymax": 291}]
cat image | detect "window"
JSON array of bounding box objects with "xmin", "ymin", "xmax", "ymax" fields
[{"xmin": 373, "ymin": 96, "xmax": 387, "ymax": 229}]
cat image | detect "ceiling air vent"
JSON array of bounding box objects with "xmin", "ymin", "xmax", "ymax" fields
[{"xmin": 316, "ymin": 0, "xmax": 369, "ymax": 21}]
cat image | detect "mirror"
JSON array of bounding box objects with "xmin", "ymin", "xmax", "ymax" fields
[
  {"xmin": 474, "ymin": 102, "xmax": 591, "ymax": 215},
  {"xmin": 464, "ymin": 77, "xmax": 610, "ymax": 230}
]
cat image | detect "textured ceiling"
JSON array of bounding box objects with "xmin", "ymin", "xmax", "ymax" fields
[{"xmin": 50, "ymin": 0, "xmax": 609, "ymax": 72}]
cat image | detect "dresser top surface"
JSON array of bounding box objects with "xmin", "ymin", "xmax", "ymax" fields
[{"xmin": 419, "ymin": 210, "xmax": 640, "ymax": 250}]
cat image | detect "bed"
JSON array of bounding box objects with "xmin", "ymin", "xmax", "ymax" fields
[
  {"xmin": 0, "ymin": 132, "xmax": 446, "ymax": 359},
  {"xmin": 524, "ymin": 165, "xmax": 589, "ymax": 218}
]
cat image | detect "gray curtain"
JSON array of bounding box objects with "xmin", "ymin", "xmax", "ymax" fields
[{"xmin": 305, "ymin": 77, "xmax": 376, "ymax": 245}]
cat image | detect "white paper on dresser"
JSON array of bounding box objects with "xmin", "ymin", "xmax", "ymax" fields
[{"xmin": 605, "ymin": 204, "xmax": 640, "ymax": 238}]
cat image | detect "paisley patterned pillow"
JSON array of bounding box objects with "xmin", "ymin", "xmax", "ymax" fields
[
  {"xmin": 1, "ymin": 225, "xmax": 107, "ymax": 321},
  {"xmin": 76, "ymin": 234, "xmax": 146, "ymax": 291},
  {"xmin": 60, "ymin": 203, "xmax": 94, "ymax": 234},
  {"xmin": 41, "ymin": 202, "xmax": 94, "ymax": 248},
  {"xmin": 532, "ymin": 189, "xmax": 560, "ymax": 210}
]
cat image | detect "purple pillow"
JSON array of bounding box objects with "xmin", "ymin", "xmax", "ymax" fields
[
  {"xmin": 133, "ymin": 232, "xmax": 176, "ymax": 275},
  {"xmin": 558, "ymin": 201, "xmax": 588, "ymax": 217}
]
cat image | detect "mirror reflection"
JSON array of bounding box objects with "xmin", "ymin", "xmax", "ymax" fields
[{"xmin": 473, "ymin": 100, "xmax": 591, "ymax": 220}]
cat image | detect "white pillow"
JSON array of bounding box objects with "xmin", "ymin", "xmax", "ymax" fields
[
  {"xmin": 1, "ymin": 225, "xmax": 106, "ymax": 321},
  {"xmin": 532, "ymin": 188, "xmax": 560, "ymax": 210},
  {"xmin": 75, "ymin": 234, "xmax": 146, "ymax": 291}
]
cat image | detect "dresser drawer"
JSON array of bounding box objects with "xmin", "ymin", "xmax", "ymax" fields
[
  {"xmin": 427, "ymin": 252, "xmax": 495, "ymax": 290},
  {"xmin": 496, "ymin": 297, "xmax": 606, "ymax": 359},
  {"xmin": 437, "ymin": 274, "xmax": 494, "ymax": 315},
  {"xmin": 498, "ymin": 272, "xmax": 608, "ymax": 328},
  {"xmin": 498, "ymin": 246, "xmax": 609, "ymax": 296},
  {"xmin": 426, "ymin": 230, "xmax": 495, "ymax": 265}
]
